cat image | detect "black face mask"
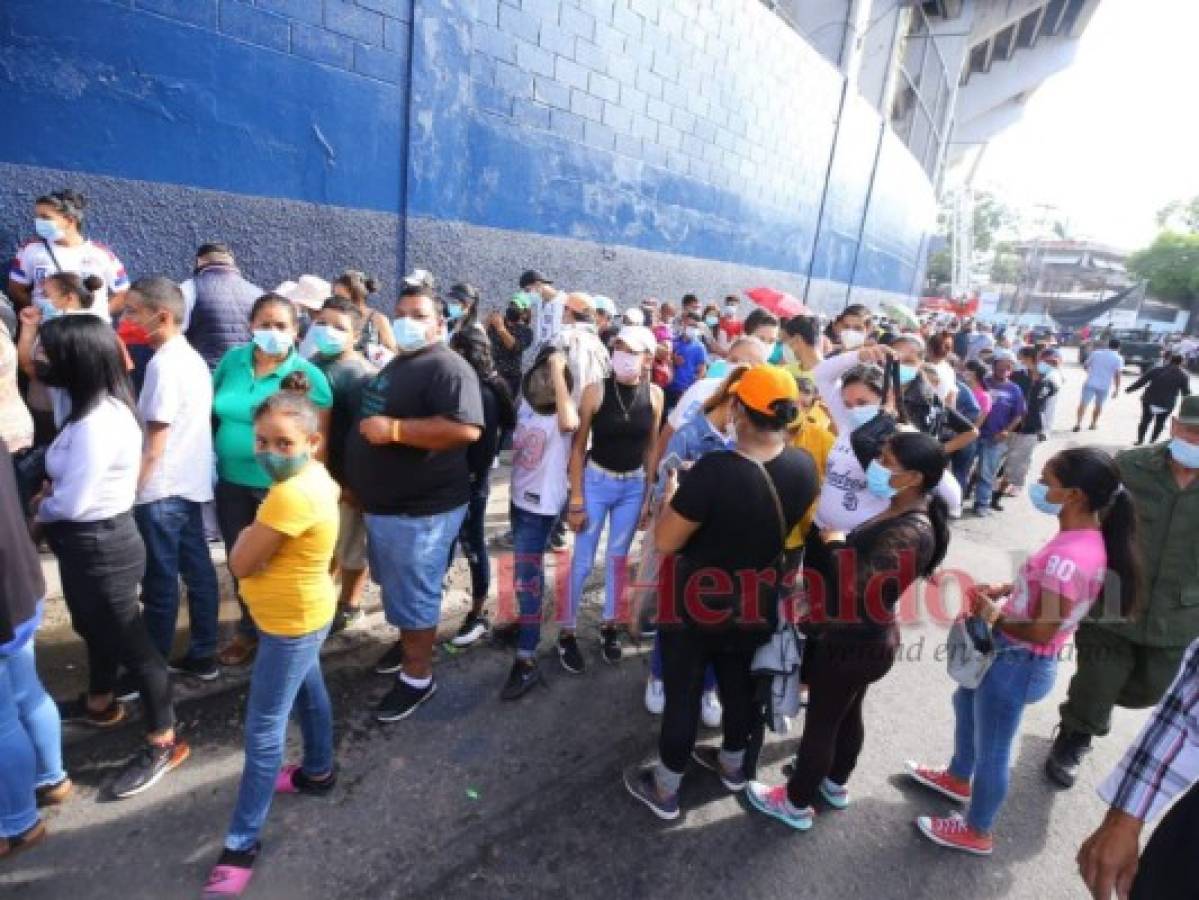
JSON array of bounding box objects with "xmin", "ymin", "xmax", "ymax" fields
[
  {"xmin": 34, "ymin": 358, "xmax": 65, "ymax": 387},
  {"xmin": 505, "ymin": 308, "xmax": 522, "ymax": 324}
]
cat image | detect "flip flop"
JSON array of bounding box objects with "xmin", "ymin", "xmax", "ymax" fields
[
  {"xmin": 202, "ymin": 864, "xmax": 254, "ymax": 897},
  {"xmin": 274, "ymin": 765, "xmax": 302, "ymax": 794}
]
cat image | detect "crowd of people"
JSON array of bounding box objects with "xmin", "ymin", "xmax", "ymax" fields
[{"xmin": 1, "ymin": 190, "xmax": 1198, "ymax": 898}]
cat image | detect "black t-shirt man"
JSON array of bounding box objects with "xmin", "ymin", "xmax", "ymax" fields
[
  {"xmin": 1011, "ymin": 370, "xmax": 1058, "ymax": 435},
  {"xmin": 668, "ymin": 446, "xmax": 818, "ymax": 628},
  {"xmin": 344, "ymin": 344, "xmax": 484, "ymax": 516}
]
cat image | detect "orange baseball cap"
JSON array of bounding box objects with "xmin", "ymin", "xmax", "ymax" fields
[{"xmin": 733, "ymin": 364, "xmax": 799, "ymax": 416}]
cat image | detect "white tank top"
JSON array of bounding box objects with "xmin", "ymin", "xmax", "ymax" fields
[{"xmin": 511, "ymin": 401, "xmax": 572, "ymax": 516}]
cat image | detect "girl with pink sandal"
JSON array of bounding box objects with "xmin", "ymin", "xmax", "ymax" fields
[{"xmin": 203, "ymin": 372, "xmax": 340, "ymax": 897}]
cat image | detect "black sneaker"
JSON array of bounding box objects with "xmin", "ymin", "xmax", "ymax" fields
[
  {"xmin": 600, "ymin": 626, "xmax": 623, "ymax": 664},
  {"xmin": 330, "ymin": 606, "xmax": 365, "ymax": 634},
  {"xmin": 989, "ymin": 495, "xmax": 1005, "ymax": 512},
  {"xmin": 490, "ymin": 622, "xmax": 519, "ymax": 648},
  {"xmin": 452, "ymin": 612, "xmax": 491, "ymax": 648},
  {"xmin": 691, "ymin": 746, "xmax": 748, "ymax": 792},
  {"xmin": 110, "ymin": 739, "xmax": 190, "ymax": 799},
  {"xmin": 549, "ymin": 531, "xmax": 569, "ymax": 552},
  {"xmin": 500, "ymin": 659, "xmax": 544, "ymax": 701},
  {"xmin": 168, "ymin": 655, "xmax": 220, "ymax": 682},
  {"xmin": 558, "ymin": 634, "xmax": 585, "ymax": 674},
  {"xmin": 57, "ymin": 694, "xmax": 126, "ymax": 729},
  {"xmin": 1045, "ymin": 726, "xmax": 1092, "ymax": 788},
  {"xmin": 114, "ymin": 671, "xmax": 141, "ymax": 703},
  {"xmin": 373, "ymin": 640, "xmax": 405, "ymax": 675},
  {"xmin": 375, "ymin": 679, "xmax": 437, "ymax": 723}
]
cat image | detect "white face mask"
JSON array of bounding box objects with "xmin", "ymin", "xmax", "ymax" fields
[
  {"xmin": 840, "ymin": 329, "xmax": 865, "ymax": 350},
  {"xmin": 611, "ymin": 349, "xmax": 643, "ymax": 383}
]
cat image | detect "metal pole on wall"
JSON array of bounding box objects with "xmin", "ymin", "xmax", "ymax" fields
[
  {"xmin": 396, "ymin": 0, "xmax": 419, "ymax": 281},
  {"xmin": 843, "ymin": 121, "xmax": 887, "ymax": 309},
  {"xmin": 802, "ymin": 79, "xmax": 849, "ymax": 307}
]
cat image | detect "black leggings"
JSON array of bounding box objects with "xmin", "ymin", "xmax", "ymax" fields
[
  {"xmin": 1137, "ymin": 402, "xmax": 1170, "ymax": 445},
  {"xmin": 45, "ymin": 512, "xmax": 175, "ymax": 734},
  {"xmin": 215, "ymin": 478, "xmax": 267, "ymax": 638},
  {"xmin": 658, "ymin": 626, "xmax": 763, "ymax": 774},
  {"xmin": 786, "ymin": 630, "xmax": 896, "ymax": 807}
]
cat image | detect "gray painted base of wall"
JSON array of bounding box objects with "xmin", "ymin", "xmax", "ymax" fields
[
  {"xmin": 0, "ymin": 163, "xmax": 401, "ymax": 295},
  {"xmin": 0, "ymin": 163, "xmax": 912, "ymax": 317},
  {"xmin": 406, "ymin": 216, "xmax": 910, "ymax": 317}
]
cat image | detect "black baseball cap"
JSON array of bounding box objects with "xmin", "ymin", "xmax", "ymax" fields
[
  {"xmin": 448, "ymin": 282, "xmax": 480, "ymax": 304},
  {"xmin": 519, "ymin": 270, "xmax": 552, "ymax": 289}
]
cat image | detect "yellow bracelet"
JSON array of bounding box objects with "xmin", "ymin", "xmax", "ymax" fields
[{"xmin": 391, "ymin": 419, "xmax": 402, "ymax": 444}]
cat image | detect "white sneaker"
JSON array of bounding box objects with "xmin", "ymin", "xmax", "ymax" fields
[
  {"xmin": 700, "ymin": 689, "xmax": 722, "ymax": 728},
  {"xmin": 644, "ymin": 677, "xmax": 665, "ymax": 715}
]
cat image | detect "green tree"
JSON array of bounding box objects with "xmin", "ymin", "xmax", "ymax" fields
[
  {"xmin": 926, "ymin": 248, "xmax": 951, "ymax": 288},
  {"xmin": 971, "ymin": 191, "xmax": 1015, "ymax": 254},
  {"xmin": 1127, "ymin": 231, "xmax": 1199, "ymax": 333},
  {"xmin": 990, "ymin": 250, "xmax": 1021, "ymax": 285},
  {"xmin": 1155, "ymin": 196, "xmax": 1199, "ymax": 232}
]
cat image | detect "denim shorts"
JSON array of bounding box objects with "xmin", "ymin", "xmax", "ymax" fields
[{"xmin": 365, "ymin": 505, "xmax": 467, "ymax": 630}]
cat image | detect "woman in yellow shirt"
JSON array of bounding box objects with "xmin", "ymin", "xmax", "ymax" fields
[{"xmin": 204, "ymin": 372, "xmax": 340, "ymax": 898}]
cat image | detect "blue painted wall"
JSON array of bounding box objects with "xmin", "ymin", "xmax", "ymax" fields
[{"xmin": 0, "ymin": 0, "xmax": 936, "ymax": 306}]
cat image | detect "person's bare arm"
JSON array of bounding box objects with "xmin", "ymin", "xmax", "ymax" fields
[
  {"xmin": 489, "ymin": 313, "xmax": 517, "ymax": 351},
  {"xmin": 7, "ymin": 281, "xmax": 31, "ymax": 309},
  {"xmin": 15, "ymin": 307, "xmax": 40, "ymax": 378},
  {"xmin": 567, "ymin": 382, "xmax": 600, "ymax": 531},
  {"xmin": 943, "ymin": 426, "xmax": 978, "ymax": 455},
  {"xmin": 550, "ymin": 353, "xmax": 579, "ymax": 433},
  {"xmin": 138, "ymin": 422, "xmax": 170, "ymax": 494},
  {"xmin": 655, "ymin": 486, "xmax": 699, "ymax": 553},
  {"xmin": 229, "ymin": 522, "xmax": 287, "ymax": 579},
  {"xmin": 314, "ymin": 408, "xmax": 331, "ymax": 463},
  {"xmin": 359, "ymin": 415, "xmax": 482, "ymax": 451},
  {"xmin": 374, "ymin": 312, "xmax": 397, "ymax": 351}
]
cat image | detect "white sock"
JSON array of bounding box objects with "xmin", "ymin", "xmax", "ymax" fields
[{"xmin": 399, "ymin": 671, "xmax": 432, "ymax": 690}]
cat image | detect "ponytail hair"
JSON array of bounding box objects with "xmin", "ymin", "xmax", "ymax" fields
[
  {"xmin": 334, "ymin": 270, "xmax": 379, "ymax": 306},
  {"xmin": 1048, "ymin": 447, "xmax": 1142, "ymax": 618},
  {"xmin": 701, "ymin": 365, "xmax": 748, "ymax": 415},
  {"xmin": 45, "ymin": 272, "xmax": 103, "ymax": 309},
  {"xmin": 254, "ymin": 370, "xmax": 319, "ymax": 435},
  {"xmin": 887, "ymin": 430, "xmax": 950, "ymax": 575}
]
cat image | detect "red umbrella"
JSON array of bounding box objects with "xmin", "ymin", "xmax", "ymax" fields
[{"xmin": 743, "ymin": 286, "xmax": 811, "ymax": 319}]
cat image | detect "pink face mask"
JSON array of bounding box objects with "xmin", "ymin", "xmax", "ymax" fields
[{"xmin": 611, "ymin": 349, "xmax": 643, "ymax": 382}]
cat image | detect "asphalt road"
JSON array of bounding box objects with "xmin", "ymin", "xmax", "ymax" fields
[{"xmin": 2, "ymin": 351, "xmax": 1180, "ymax": 900}]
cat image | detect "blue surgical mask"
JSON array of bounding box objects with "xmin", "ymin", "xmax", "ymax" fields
[
  {"xmin": 255, "ymin": 450, "xmax": 309, "ymax": 483},
  {"xmin": 706, "ymin": 359, "xmax": 729, "ymax": 379},
  {"xmin": 1037, "ymin": 362, "xmax": 1053, "ymax": 376},
  {"xmin": 899, "ymin": 364, "xmax": 920, "ymax": 385},
  {"xmin": 252, "ymin": 328, "xmax": 293, "ymax": 356},
  {"xmin": 1029, "ymin": 481, "xmax": 1063, "ymax": 516},
  {"xmin": 704, "ymin": 315, "xmax": 718, "ymax": 328},
  {"xmin": 309, "ymin": 323, "xmax": 347, "ymax": 357},
  {"xmin": 36, "ymin": 297, "xmax": 62, "ymax": 320},
  {"xmin": 849, "ymin": 404, "xmax": 880, "ymax": 429},
  {"xmin": 35, "ymin": 218, "xmax": 63, "ymax": 242},
  {"xmin": 392, "ymin": 316, "xmax": 430, "ymax": 353},
  {"xmin": 866, "ymin": 459, "xmax": 897, "ymax": 499},
  {"xmin": 446, "ymin": 302, "xmax": 464, "ymax": 320},
  {"xmin": 1169, "ymin": 436, "xmax": 1199, "ymax": 470}
]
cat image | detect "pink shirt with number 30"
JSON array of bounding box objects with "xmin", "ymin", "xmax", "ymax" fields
[{"xmin": 1002, "ymin": 528, "xmax": 1107, "ymax": 657}]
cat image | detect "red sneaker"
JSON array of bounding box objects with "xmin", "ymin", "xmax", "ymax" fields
[
  {"xmin": 915, "ymin": 813, "xmax": 993, "ymax": 856},
  {"xmin": 905, "ymin": 761, "xmax": 971, "ymax": 803}
]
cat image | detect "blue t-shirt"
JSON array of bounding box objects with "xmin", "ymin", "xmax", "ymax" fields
[
  {"xmin": 980, "ymin": 379, "xmax": 1027, "ymax": 439},
  {"xmin": 668, "ymin": 337, "xmax": 707, "ymax": 393},
  {"xmin": 954, "ymin": 378, "xmax": 981, "ymax": 422}
]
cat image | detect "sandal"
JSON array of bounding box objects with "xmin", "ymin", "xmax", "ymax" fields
[
  {"xmin": 36, "ymin": 777, "xmax": 73, "ymax": 807},
  {"xmin": 0, "ymin": 820, "xmax": 46, "ymax": 860},
  {"xmin": 217, "ymin": 635, "xmax": 258, "ymax": 668},
  {"xmin": 203, "ymin": 845, "xmax": 259, "ymax": 897}
]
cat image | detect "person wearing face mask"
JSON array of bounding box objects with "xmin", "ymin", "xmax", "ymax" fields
[
  {"xmin": 992, "ymin": 346, "xmax": 1058, "ymax": 505},
  {"xmin": 1038, "ymin": 347, "xmax": 1065, "ymax": 435},
  {"xmin": 307, "ymin": 298, "xmax": 376, "ymax": 632},
  {"xmin": 519, "ymin": 269, "xmax": 563, "ymax": 349},
  {"xmin": 970, "ymin": 354, "xmax": 1026, "ymax": 516},
  {"xmin": 1046, "ymin": 396, "xmax": 1199, "ymax": 790},
  {"xmin": 211, "ymin": 295, "xmax": 333, "ymax": 668},
  {"xmin": 1126, "ymin": 353, "xmax": 1191, "ymax": 446},
  {"xmin": 16, "ymin": 272, "xmax": 119, "ymax": 446},
  {"xmin": 443, "ymin": 282, "xmax": 480, "ymax": 338},
  {"xmin": 824, "ymin": 305, "xmax": 869, "ymax": 354},
  {"xmin": 345, "ymin": 285, "xmax": 484, "ymax": 722},
  {"xmin": 700, "ymin": 303, "xmax": 722, "ymax": 352},
  {"xmin": 624, "ymin": 366, "xmax": 818, "ymax": 822},
  {"xmin": 746, "ymin": 432, "xmax": 949, "ymax": 831},
  {"xmin": 487, "ymin": 293, "xmax": 534, "ymax": 406},
  {"xmin": 666, "ymin": 312, "xmax": 709, "ymax": 411},
  {"xmin": 779, "ymin": 315, "xmax": 824, "ymax": 382},
  {"xmin": 7, "ymin": 190, "xmax": 129, "ymax": 318},
  {"xmin": 125, "ymin": 278, "xmax": 222, "ymax": 681},
  {"xmin": 744, "ymin": 308, "xmax": 782, "ymax": 363},
  {"xmin": 202, "ymin": 374, "xmax": 340, "ymax": 898},
  {"xmin": 909, "ymin": 448, "xmax": 1138, "ymax": 856},
  {"xmin": 33, "ymin": 316, "xmax": 189, "ymax": 799},
  {"xmin": 565, "ymin": 326, "xmax": 662, "ymax": 670},
  {"xmin": 331, "ymin": 270, "xmax": 396, "ymax": 361},
  {"xmin": 714, "ymin": 295, "xmax": 744, "ymax": 353}
]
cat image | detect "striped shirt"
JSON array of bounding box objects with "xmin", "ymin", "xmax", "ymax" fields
[{"xmin": 1098, "ymin": 640, "xmax": 1199, "ymax": 822}]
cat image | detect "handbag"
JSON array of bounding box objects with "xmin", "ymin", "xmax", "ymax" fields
[
  {"xmin": 946, "ymin": 614, "xmax": 996, "ymax": 689},
  {"xmin": 850, "ymin": 358, "xmax": 908, "ymax": 470}
]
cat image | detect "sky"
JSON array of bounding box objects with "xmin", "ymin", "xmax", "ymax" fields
[{"xmin": 973, "ymin": 0, "xmax": 1198, "ymax": 252}]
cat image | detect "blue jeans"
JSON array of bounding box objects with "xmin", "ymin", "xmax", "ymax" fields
[
  {"xmin": 225, "ymin": 625, "xmax": 333, "ymax": 853},
  {"xmin": 0, "ymin": 640, "xmax": 66, "ymax": 838},
  {"xmin": 449, "ymin": 477, "xmax": 491, "ymax": 601},
  {"xmin": 952, "ymin": 442, "xmax": 977, "ymax": 494},
  {"xmin": 511, "ymin": 504, "xmax": 558, "ymax": 659},
  {"xmin": 366, "ymin": 505, "xmax": 467, "ymax": 630},
  {"xmin": 948, "ymin": 635, "xmax": 1058, "ymax": 833},
  {"xmin": 568, "ymin": 467, "xmax": 645, "ymax": 628},
  {"xmin": 134, "ymin": 497, "xmax": 221, "ymax": 660},
  {"xmin": 972, "ymin": 437, "xmax": 1008, "ymax": 510}
]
